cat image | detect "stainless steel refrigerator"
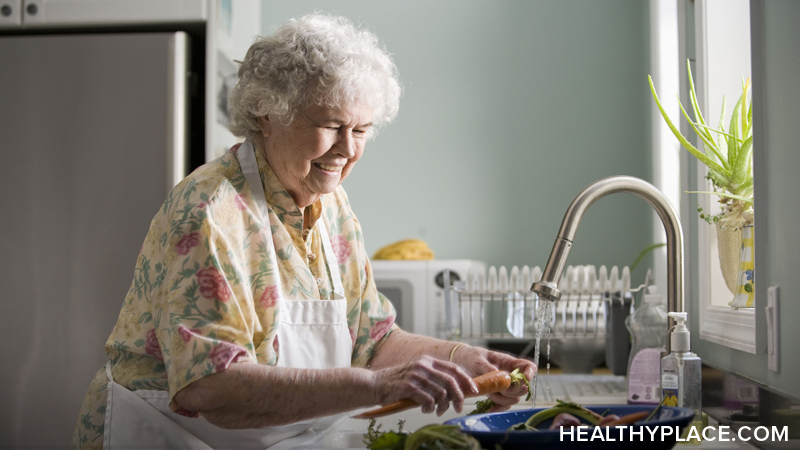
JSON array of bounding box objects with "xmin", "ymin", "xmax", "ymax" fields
[{"xmin": 0, "ymin": 32, "xmax": 192, "ymax": 449}]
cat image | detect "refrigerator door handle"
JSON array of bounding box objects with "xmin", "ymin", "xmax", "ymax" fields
[{"xmin": 166, "ymin": 31, "xmax": 189, "ymax": 192}]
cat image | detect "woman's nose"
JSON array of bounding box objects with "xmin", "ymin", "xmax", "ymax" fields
[{"xmin": 334, "ymin": 130, "xmax": 357, "ymax": 158}]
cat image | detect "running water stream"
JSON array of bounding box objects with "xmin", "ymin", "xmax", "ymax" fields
[
  {"xmin": 545, "ymin": 305, "xmax": 552, "ymax": 397},
  {"xmin": 530, "ymin": 298, "xmax": 553, "ymax": 408}
]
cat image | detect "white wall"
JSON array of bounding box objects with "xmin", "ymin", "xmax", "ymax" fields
[{"xmin": 260, "ymin": 0, "xmax": 654, "ymax": 280}]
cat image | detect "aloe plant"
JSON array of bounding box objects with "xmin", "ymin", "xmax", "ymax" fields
[{"xmin": 649, "ymin": 62, "xmax": 753, "ymax": 223}]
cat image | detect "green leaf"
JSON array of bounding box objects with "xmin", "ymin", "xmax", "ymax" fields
[
  {"xmin": 138, "ymin": 312, "xmax": 153, "ymax": 324},
  {"xmin": 649, "ymin": 76, "xmax": 731, "ymax": 179},
  {"xmin": 679, "ymin": 102, "xmax": 728, "ymax": 169},
  {"xmin": 730, "ymin": 136, "xmax": 753, "ymax": 187},
  {"xmin": 631, "ymin": 243, "xmax": 667, "ymax": 271},
  {"xmin": 687, "ymin": 62, "xmax": 709, "ymax": 128},
  {"xmin": 355, "ymin": 332, "xmax": 369, "ymax": 348},
  {"xmin": 717, "ymin": 96, "xmax": 729, "ymax": 154},
  {"xmin": 737, "ymin": 177, "xmax": 754, "ymax": 196},
  {"xmin": 693, "ymin": 122, "xmax": 743, "ymax": 143},
  {"xmin": 276, "ymin": 247, "xmax": 293, "ymax": 261},
  {"xmin": 368, "ymin": 432, "xmax": 406, "ymax": 450},
  {"xmin": 347, "ymin": 303, "xmax": 360, "ymax": 324},
  {"xmin": 706, "ymin": 167, "xmax": 730, "ymax": 189},
  {"xmin": 206, "ymin": 309, "xmax": 224, "ymax": 322},
  {"xmin": 727, "ymin": 94, "xmax": 745, "ymax": 173},
  {"xmin": 133, "ymin": 339, "xmax": 145, "ymax": 347},
  {"xmin": 741, "ymin": 78, "xmax": 751, "ymax": 140},
  {"xmin": 468, "ymin": 398, "xmax": 497, "ymax": 415}
]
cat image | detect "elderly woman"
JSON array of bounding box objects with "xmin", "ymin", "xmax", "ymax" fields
[{"xmin": 73, "ymin": 14, "xmax": 535, "ymax": 449}]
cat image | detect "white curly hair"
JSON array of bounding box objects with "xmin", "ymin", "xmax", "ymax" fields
[{"xmin": 228, "ymin": 13, "xmax": 401, "ymax": 142}]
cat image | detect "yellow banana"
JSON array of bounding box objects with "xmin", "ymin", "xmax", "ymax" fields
[{"xmin": 373, "ymin": 239, "xmax": 434, "ymax": 260}]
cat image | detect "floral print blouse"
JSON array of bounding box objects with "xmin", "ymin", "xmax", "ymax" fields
[{"xmin": 72, "ymin": 143, "xmax": 397, "ymax": 449}]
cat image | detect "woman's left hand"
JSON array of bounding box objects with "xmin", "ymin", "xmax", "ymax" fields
[{"xmin": 453, "ymin": 345, "xmax": 536, "ymax": 413}]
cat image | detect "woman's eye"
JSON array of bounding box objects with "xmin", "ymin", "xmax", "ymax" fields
[{"xmin": 353, "ymin": 129, "xmax": 366, "ymax": 136}]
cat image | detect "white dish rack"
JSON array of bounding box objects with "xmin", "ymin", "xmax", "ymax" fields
[
  {"xmin": 445, "ymin": 264, "xmax": 632, "ymax": 340},
  {"xmin": 443, "ymin": 264, "xmax": 633, "ymax": 372}
]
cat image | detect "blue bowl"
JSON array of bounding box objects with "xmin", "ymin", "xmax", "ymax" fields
[{"xmin": 444, "ymin": 405, "xmax": 695, "ymax": 450}]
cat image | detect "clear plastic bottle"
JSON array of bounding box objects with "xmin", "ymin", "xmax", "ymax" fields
[
  {"xmin": 662, "ymin": 312, "xmax": 703, "ymax": 444},
  {"xmin": 625, "ymin": 285, "xmax": 668, "ymax": 404}
]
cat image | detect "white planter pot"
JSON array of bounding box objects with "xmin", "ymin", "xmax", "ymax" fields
[
  {"xmin": 715, "ymin": 216, "xmax": 755, "ymax": 307},
  {"xmin": 716, "ymin": 216, "xmax": 747, "ymax": 295}
]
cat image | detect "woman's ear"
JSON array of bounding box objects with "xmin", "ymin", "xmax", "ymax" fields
[{"xmin": 257, "ymin": 116, "xmax": 271, "ymax": 137}]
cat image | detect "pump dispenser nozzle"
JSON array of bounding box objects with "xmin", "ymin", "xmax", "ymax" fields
[
  {"xmin": 667, "ymin": 312, "xmax": 690, "ymax": 351},
  {"xmin": 644, "ymin": 286, "xmax": 662, "ymax": 304}
]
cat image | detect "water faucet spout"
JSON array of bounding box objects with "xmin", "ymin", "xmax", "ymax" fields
[{"xmin": 531, "ymin": 176, "xmax": 685, "ymax": 315}]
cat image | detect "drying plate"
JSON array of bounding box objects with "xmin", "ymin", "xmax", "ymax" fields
[{"xmin": 444, "ymin": 405, "xmax": 695, "ymax": 450}]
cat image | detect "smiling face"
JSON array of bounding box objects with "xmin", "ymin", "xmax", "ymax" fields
[{"xmin": 257, "ymin": 102, "xmax": 374, "ymax": 208}]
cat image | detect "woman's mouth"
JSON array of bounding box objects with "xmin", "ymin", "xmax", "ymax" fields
[{"xmin": 314, "ymin": 163, "xmax": 343, "ymax": 173}]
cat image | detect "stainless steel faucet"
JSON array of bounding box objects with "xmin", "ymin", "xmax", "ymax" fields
[{"xmin": 532, "ymin": 176, "xmax": 685, "ymax": 315}]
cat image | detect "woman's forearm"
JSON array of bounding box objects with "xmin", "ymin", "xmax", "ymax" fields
[
  {"xmin": 175, "ymin": 331, "xmax": 503, "ymax": 429},
  {"xmin": 368, "ymin": 330, "xmax": 460, "ymax": 370},
  {"xmin": 175, "ymin": 363, "xmax": 380, "ymax": 429}
]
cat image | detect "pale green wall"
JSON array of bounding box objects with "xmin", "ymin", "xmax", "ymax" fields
[
  {"xmin": 691, "ymin": 0, "xmax": 800, "ymax": 400},
  {"xmin": 260, "ymin": 1, "xmax": 653, "ymax": 278}
]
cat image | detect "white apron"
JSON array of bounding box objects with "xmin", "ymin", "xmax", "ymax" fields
[{"xmin": 102, "ymin": 140, "xmax": 352, "ymax": 449}]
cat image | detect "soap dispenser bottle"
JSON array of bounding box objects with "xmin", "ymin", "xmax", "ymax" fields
[
  {"xmin": 625, "ymin": 285, "xmax": 668, "ymax": 404},
  {"xmin": 661, "ymin": 312, "xmax": 703, "ymax": 440}
]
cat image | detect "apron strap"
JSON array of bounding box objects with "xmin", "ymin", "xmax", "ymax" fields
[
  {"xmin": 317, "ymin": 218, "xmax": 345, "ymax": 299},
  {"xmin": 238, "ymin": 140, "xmax": 271, "ymax": 227},
  {"xmin": 236, "ymin": 140, "xmax": 344, "ymax": 299},
  {"xmin": 237, "ymin": 140, "xmax": 284, "ymax": 295},
  {"xmin": 105, "ymin": 361, "xmax": 114, "ymax": 383}
]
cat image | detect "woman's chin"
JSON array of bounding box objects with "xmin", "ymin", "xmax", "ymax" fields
[{"xmin": 310, "ymin": 174, "xmax": 342, "ymax": 193}]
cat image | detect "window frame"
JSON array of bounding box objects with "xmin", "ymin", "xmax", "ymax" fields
[{"xmin": 691, "ymin": 0, "xmax": 757, "ymax": 353}]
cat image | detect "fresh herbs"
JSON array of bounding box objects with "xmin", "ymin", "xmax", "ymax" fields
[
  {"xmin": 364, "ymin": 420, "xmax": 407, "ymax": 450},
  {"xmin": 510, "ymin": 368, "xmax": 533, "ymax": 402},
  {"xmin": 644, "ymin": 395, "xmax": 667, "ymax": 423},
  {"xmin": 363, "ymin": 420, "xmax": 481, "ymax": 450},
  {"xmin": 467, "ymin": 398, "xmax": 496, "ymax": 416}
]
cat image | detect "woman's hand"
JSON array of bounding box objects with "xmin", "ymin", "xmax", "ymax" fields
[
  {"xmin": 372, "ymin": 355, "xmax": 479, "ymax": 416},
  {"xmin": 453, "ymin": 345, "xmax": 536, "ymax": 413}
]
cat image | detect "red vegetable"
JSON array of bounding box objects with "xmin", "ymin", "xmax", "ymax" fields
[
  {"xmin": 354, "ymin": 370, "xmax": 512, "ymax": 419},
  {"xmin": 602, "ymin": 411, "xmax": 651, "ymax": 426}
]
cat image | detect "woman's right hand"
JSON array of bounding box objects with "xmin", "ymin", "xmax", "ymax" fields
[{"xmin": 372, "ymin": 355, "xmax": 479, "ymax": 416}]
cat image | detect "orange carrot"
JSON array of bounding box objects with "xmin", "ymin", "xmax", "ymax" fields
[
  {"xmin": 602, "ymin": 411, "xmax": 651, "ymax": 427},
  {"xmin": 472, "ymin": 370, "xmax": 513, "ymax": 396},
  {"xmin": 353, "ymin": 398, "xmax": 418, "ymax": 419},
  {"xmin": 354, "ymin": 370, "xmax": 512, "ymax": 420}
]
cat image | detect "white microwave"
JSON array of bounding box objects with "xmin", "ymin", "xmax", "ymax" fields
[{"xmin": 371, "ymin": 259, "xmax": 486, "ymax": 339}]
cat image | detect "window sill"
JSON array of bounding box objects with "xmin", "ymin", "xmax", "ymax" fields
[{"xmin": 699, "ymin": 305, "xmax": 756, "ymax": 353}]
